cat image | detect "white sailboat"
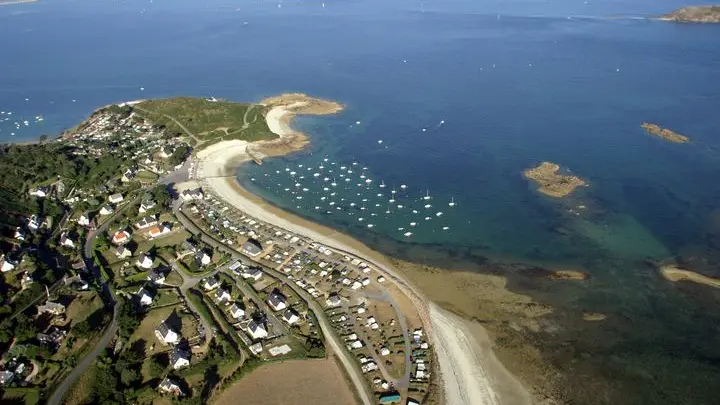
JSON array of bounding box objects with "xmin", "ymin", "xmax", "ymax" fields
[
  {"xmin": 423, "ymin": 190, "xmax": 431, "ymax": 200},
  {"xmin": 449, "ymin": 197, "xmax": 456, "ymax": 207}
]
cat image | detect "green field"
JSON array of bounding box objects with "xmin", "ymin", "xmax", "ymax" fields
[
  {"xmin": 134, "ymin": 97, "xmax": 277, "ymax": 144},
  {"xmin": 0, "ymin": 388, "xmax": 40, "ymax": 405}
]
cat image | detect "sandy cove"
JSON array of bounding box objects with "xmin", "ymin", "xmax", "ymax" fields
[{"xmin": 196, "ymin": 94, "xmax": 531, "ymax": 405}]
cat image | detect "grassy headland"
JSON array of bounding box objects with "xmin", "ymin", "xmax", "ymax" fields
[{"xmin": 135, "ymin": 97, "xmax": 277, "ymax": 146}]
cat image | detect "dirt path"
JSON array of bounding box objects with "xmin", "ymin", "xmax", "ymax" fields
[{"xmin": 133, "ymin": 105, "xmax": 203, "ymax": 145}]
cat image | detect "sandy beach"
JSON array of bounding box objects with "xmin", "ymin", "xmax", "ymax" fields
[{"xmin": 195, "ymin": 94, "xmax": 532, "ymax": 405}]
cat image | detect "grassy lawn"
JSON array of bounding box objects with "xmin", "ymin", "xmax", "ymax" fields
[
  {"xmin": 131, "ymin": 305, "xmax": 181, "ymax": 355},
  {"xmin": 155, "ymin": 288, "xmax": 182, "ymax": 307},
  {"xmin": 136, "ymin": 170, "xmax": 159, "ymax": 182},
  {"xmin": 135, "ymin": 229, "xmax": 190, "ymax": 254},
  {"xmin": 135, "ymin": 98, "xmax": 276, "ymax": 143},
  {"xmin": 0, "ymin": 388, "xmax": 40, "ymax": 405},
  {"xmin": 165, "ymin": 269, "xmax": 183, "ymax": 286},
  {"xmin": 66, "ymin": 291, "xmax": 105, "ymax": 324},
  {"xmin": 126, "ymin": 270, "xmax": 150, "ymax": 283}
]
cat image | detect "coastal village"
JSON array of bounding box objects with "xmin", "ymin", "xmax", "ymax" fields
[{"xmin": 0, "ymin": 97, "xmax": 438, "ymax": 405}]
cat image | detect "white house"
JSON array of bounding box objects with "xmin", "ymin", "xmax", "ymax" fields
[
  {"xmin": 60, "ymin": 233, "xmax": 75, "ymax": 249},
  {"xmin": 158, "ymin": 377, "xmax": 184, "ymax": 396},
  {"xmin": 180, "ymin": 188, "xmax": 204, "ymax": 201},
  {"xmin": 99, "ymin": 204, "xmax": 115, "ymax": 216},
  {"xmin": 379, "ymin": 346, "xmax": 391, "ymax": 356},
  {"xmin": 139, "ymin": 200, "xmax": 156, "ymax": 213},
  {"xmin": 282, "ymin": 308, "xmax": 300, "ymax": 325},
  {"xmin": 267, "ymin": 290, "xmax": 288, "ymax": 312},
  {"xmin": 170, "ymin": 347, "xmax": 190, "ymax": 369},
  {"xmin": 155, "ymin": 321, "xmax": 179, "ymax": 345},
  {"xmin": 241, "ymin": 239, "xmax": 263, "ymax": 257},
  {"xmin": 195, "ymin": 251, "xmax": 211, "ymax": 266},
  {"xmin": 203, "ymin": 277, "xmax": 220, "ymax": 291},
  {"xmin": 14, "ymin": 227, "xmax": 25, "ymax": 241},
  {"xmin": 1, "ymin": 256, "xmax": 18, "ymax": 273},
  {"xmin": 135, "ymin": 216, "xmax": 157, "ymax": 230},
  {"xmin": 27, "ymin": 215, "xmax": 41, "ymax": 231},
  {"xmin": 247, "ymin": 320, "xmax": 268, "ymax": 340},
  {"xmin": 77, "ymin": 213, "xmax": 91, "ymax": 227},
  {"xmin": 241, "ymin": 267, "xmax": 263, "ymax": 281},
  {"xmin": 136, "ymin": 253, "xmax": 154, "ymax": 269},
  {"xmin": 228, "ymin": 303, "xmax": 245, "ymax": 320},
  {"xmin": 326, "ymin": 293, "xmax": 342, "ymax": 308},
  {"xmin": 214, "ymin": 288, "xmax": 231, "ymax": 304},
  {"xmin": 137, "ymin": 287, "xmax": 154, "ymax": 306},
  {"xmin": 160, "ymin": 145, "xmax": 174, "ymax": 158},
  {"xmin": 121, "ymin": 168, "xmax": 137, "ymax": 183},
  {"xmin": 148, "ymin": 270, "xmax": 165, "ymax": 285},
  {"xmin": 30, "ymin": 186, "xmax": 48, "ymax": 198},
  {"xmin": 148, "ymin": 224, "xmax": 171, "ymax": 239},
  {"xmin": 108, "ymin": 193, "xmax": 124, "ymax": 204},
  {"xmin": 115, "ymin": 245, "xmax": 132, "ymax": 259}
]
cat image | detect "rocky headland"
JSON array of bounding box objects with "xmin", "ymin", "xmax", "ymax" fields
[{"xmin": 661, "ymin": 6, "xmax": 720, "ymax": 23}]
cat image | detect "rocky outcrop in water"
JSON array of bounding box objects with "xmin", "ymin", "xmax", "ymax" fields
[{"xmin": 661, "ymin": 6, "xmax": 720, "ymax": 23}]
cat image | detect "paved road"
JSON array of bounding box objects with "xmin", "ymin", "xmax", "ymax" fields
[{"xmin": 175, "ymin": 207, "xmax": 374, "ymax": 405}]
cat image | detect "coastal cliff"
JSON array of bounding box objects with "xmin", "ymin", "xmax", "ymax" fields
[{"xmin": 661, "ymin": 6, "xmax": 720, "ymax": 23}]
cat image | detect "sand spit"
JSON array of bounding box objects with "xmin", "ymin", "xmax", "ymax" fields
[
  {"xmin": 196, "ymin": 94, "xmax": 531, "ymax": 405},
  {"xmin": 659, "ymin": 265, "xmax": 720, "ymax": 289},
  {"xmin": 641, "ymin": 123, "xmax": 689, "ymax": 143},
  {"xmin": 248, "ymin": 93, "xmax": 345, "ymax": 159},
  {"xmin": 582, "ymin": 312, "xmax": 607, "ymax": 321},
  {"xmin": 523, "ymin": 161, "xmax": 587, "ymax": 198},
  {"xmin": 549, "ymin": 270, "xmax": 589, "ymax": 281}
]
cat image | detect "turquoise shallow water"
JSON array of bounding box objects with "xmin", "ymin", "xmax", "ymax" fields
[{"xmin": 2, "ymin": 0, "xmax": 720, "ymax": 402}]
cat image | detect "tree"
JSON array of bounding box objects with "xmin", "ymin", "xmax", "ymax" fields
[
  {"xmin": 151, "ymin": 185, "xmax": 172, "ymax": 208},
  {"xmin": 147, "ymin": 355, "xmax": 167, "ymax": 379},
  {"xmin": 92, "ymin": 358, "xmax": 121, "ymax": 403},
  {"xmin": 14, "ymin": 314, "xmax": 39, "ymax": 342},
  {"xmin": 117, "ymin": 298, "xmax": 143, "ymax": 340}
]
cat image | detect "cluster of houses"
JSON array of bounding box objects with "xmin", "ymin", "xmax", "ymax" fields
[
  {"xmin": 176, "ymin": 240, "xmax": 212, "ymax": 267},
  {"xmin": 154, "ymin": 319, "xmax": 191, "ymax": 370}
]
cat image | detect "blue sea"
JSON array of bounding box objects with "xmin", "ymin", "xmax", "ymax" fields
[{"xmin": 2, "ymin": 0, "xmax": 720, "ymax": 402}]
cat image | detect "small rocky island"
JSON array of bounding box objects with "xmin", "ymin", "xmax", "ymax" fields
[
  {"xmin": 523, "ymin": 162, "xmax": 587, "ymax": 198},
  {"xmin": 661, "ymin": 6, "xmax": 720, "ymax": 23},
  {"xmin": 641, "ymin": 123, "xmax": 689, "ymax": 143}
]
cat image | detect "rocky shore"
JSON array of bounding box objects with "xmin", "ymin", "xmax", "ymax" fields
[{"xmin": 661, "ymin": 6, "xmax": 720, "ymax": 23}]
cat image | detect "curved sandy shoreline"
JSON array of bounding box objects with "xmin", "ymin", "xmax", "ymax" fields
[{"xmin": 195, "ymin": 94, "xmax": 531, "ymax": 405}]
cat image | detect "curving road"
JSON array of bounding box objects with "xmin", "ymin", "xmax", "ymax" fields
[
  {"xmin": 47, "ymin": 165, "xmax": 190, "ymax": 405},
  {"xmin": 174, "ymin": 208, "xmax": 374, "ymax": 405}
]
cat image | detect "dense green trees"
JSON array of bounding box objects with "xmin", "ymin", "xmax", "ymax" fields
[
  {"xmin": 0, "ymin": 142, "xmax": 126, "ymax": 218},
  {"xmin": 151, "ymin": 184, "xmax": 172, "ymax": 208},
  {"xmin": 117, "ymin": 298, "xmax": 143, "ymax": 340},
  {"xmin": 168, "ymin": 145, "xmax": 189, "ymax": 166}
]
